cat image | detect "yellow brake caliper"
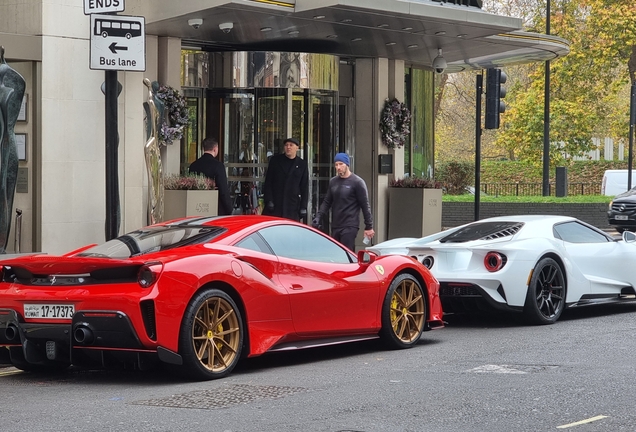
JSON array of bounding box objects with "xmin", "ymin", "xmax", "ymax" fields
[{"xmin": 391, "ymin": 293, "xmax": 400, "ymax": 330}]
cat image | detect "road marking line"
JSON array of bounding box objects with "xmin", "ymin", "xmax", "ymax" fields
[
  {"xmin": 557, "ymin": 415, "xmax": 608, "ymax": 429},
  {"xmin": 0, "ymin": 369, "xmax": 22, "ymax": 377}
]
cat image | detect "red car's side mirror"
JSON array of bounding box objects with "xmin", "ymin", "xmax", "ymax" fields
[{"xmin": 357, "ymin": 250, "xmax": 377, "ymax": 265}]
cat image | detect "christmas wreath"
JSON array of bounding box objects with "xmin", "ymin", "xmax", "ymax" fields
[
  {"xmin": 379, "ymin": 98, "xmax": 411, "ymax": 149},
  {"xmin": 155, "ymin": 84, "xmax": 190, "ymax": 145}
]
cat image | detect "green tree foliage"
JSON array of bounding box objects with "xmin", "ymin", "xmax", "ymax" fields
[
  {"xmin": 506, "ymin": 0, "xmax": 636, "ymax": 164},
  {"xmin": 580, "ymin": 0, "xmax": 636, "ymax": 141},
  {"xmin": 437, "ymin": 1, "xmax": 636, "ymax": 168},
  {"xmin": 496, "ymin": 0, "xmax": 608, "ymax": 166}
]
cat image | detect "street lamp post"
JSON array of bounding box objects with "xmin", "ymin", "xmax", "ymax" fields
[
  {"xmin": 629, "ymin": 82, "xmax": 636, "ymax": 190},
  {"xmin": 542, "ymin": 0, "xmax": 551, "ymax": 196}
]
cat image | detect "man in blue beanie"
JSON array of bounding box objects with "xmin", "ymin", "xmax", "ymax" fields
[{"xmin": 313, "ymin": 153, "xmax": 375, "ymax": 251}]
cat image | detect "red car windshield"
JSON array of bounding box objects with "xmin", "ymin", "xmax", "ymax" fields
[{"xmin": 76, "ymin": 226, "xmax": 225, "ymax": 258}]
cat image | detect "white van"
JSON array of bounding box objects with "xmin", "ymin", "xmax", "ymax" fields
[{"xmin": 601, "ymin": 170, "xmax": 636, "ymax": 196}]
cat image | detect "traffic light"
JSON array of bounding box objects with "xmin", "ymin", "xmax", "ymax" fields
[{"xmin": 485, "ymin": 68, "xmax": 507, "ymax": 129}]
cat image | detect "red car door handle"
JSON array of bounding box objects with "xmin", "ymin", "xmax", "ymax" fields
[{"xmin": 290, "ymin": 284, "xmax": 303, "ymax": 290}]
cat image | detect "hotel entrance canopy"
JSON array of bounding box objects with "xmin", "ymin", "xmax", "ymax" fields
[{"xmin": 128, "ymin": 0, "xmax": 569, "ymax": 71}]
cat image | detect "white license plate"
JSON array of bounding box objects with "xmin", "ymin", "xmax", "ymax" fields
[
  {"xmin": 616, "ymin": 215, "xmax": 629, "ymax": 221},
  {"xmin": 24, "ymin": 304, "xmax": 75, "ymax": 319}
]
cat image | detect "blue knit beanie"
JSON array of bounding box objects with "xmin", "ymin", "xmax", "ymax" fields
[{"xmin": 334, "ymin": 153, "xmax": 350, "ymax": 166}]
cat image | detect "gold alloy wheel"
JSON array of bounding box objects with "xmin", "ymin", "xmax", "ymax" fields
[
  {"xmin": 191, "ymin": 297, "xmax": 241, "ymax": 373},
  {"xmin": 389, "ymin": 278, "xmax": 426, "ymax": 343}
]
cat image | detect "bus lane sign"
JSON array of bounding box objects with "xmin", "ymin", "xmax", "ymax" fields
[{"xmin": 90, "ymin": 14, "xmax": 145, "ymax": 72}]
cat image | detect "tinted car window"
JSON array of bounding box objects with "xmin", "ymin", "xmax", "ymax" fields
[
  {"xmin": 553, "ymin": 221, "xmax": 612, "ymax": 243},
  {"xmin": 258, "ymin": 225, "xmax": 353, "ymax": 263},
  {"xmin": 440, "ymin": 221, "xmax": 524, "ymax": 243},
  {"xmin": 235, "ymin": 234, "xmax": 273, "ymax": 255},
  {"xmin": 76, "ymin": 226, "xmax": 224, "ymax": 258}
]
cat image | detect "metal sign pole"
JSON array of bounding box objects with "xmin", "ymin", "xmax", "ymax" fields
[
  {"xmin": 542, "ymin": 0, "xmax": 551, "ymax": 196},
  {"xmin": 105, "ymin": 69, "xmax": 119, "ymax": 240},
  {"xmin": 475, "ymin": 73, "xmax": 483, "ymax": 221},
  {"xmin": 628, "ymin": 82, "xmax": 636, "ymax": 190}
]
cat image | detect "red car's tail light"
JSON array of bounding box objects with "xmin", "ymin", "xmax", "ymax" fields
[
  {"xmin": 138, "ymin": 262, "xmax": 163, "ymax": 288},
  {"xmin": 484, "ymin": 252, "xmax": 506, "ymax": 272}
]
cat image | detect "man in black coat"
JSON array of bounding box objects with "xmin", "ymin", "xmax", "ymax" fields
[
  {"xmin": 262, "ymin": 137, "xmax": 308, "ymax": 221},
  {"xmin": 189, "ymin": 137, "xmax": 233, "ymax": 216}
]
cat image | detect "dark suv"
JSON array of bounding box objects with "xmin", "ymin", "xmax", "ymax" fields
[{"xmin": 607, "ymin": 187, "xmax": 636, "ymax": 232}]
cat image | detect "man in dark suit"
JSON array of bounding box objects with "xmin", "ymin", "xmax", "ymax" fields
[
  {"xmin": 189, "ymin": 137, "xmax": 232, "ymax": 216},
  {"xmin": 262, "ymin": 137, "xmax": 308, "ymax": 222}
]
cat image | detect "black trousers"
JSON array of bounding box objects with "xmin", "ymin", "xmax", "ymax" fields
[{"xmin": 332, "ymin": 227, "xmax": 358, "ymax": 252}]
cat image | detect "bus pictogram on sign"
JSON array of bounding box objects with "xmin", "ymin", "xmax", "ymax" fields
[{"xmin": 94, "ymin": 17, "xmax": 142, "ymax": 39}]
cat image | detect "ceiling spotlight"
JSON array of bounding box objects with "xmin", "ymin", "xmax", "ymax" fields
[
  {"xmin": 386, "ymin": 42, "xmax": 396, "ymax": 46},
  {"xmin": 288, "ymin": 30, "xmax": 299, "ymax": 35},
  {"xmin": 403, "ymin": 27, "xmax": 413, "ymax": 31},
  {"xmin": 260, "ymin": 27, "xmax": 272, "ymax": 32},
  {"xmin": 408, "ymin": 44, "xmax": 418, "ymax": 48},
  {"xmin": 432, "ymin": 48, "xmax": 447, "ymax": 74}
]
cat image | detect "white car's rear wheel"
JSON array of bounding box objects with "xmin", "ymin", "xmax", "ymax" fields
[{"xmin": 524, "ymin": 257, "xmax": 565, "ymax": 325}]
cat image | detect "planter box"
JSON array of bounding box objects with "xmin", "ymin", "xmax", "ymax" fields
[
  {"xmin": 388, "ymin": 188, "xmax": 442, "ymax": 239},
  {"xmin": 164, "ymin": 190, "xmax": 218, "ymax": 221}
]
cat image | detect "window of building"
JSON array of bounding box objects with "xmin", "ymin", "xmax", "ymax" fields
[{"xmin": 404, "ymin": 68, "xmax": 435, "ymax": 178}]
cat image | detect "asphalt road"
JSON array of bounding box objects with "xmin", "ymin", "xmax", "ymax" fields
[{"xmin": 2, "ymin": 304, "xmax": 636, "ymax": 432}]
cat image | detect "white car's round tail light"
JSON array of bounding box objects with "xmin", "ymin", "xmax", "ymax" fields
[
  {"xmin": 484, "ymin": 252, "xmax": 506, "ymax": 272},
  {"xmin": 422, "ymin": 256, "xmax": 434, "ymax": 269}
]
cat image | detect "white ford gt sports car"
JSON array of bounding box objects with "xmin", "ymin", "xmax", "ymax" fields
[{"xmin": 369, "ymin": 215, "xmax": 636, "ymax": 325}]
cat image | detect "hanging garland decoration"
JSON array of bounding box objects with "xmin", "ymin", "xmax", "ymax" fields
[
  {"xmin": 379, "ymin": 98, "xmax": 411, "ymax": 149},
  {"xmin": 155, "ymin": 84, "xmax": 191, "ymax": 145}
]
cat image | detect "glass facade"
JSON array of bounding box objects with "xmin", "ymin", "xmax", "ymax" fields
[
  {"xmin": 181, "ymin": 51, "xmax": 339, "ymax": 218},
  {"xmin": 180, "ymin": 51, "xmax": 437, "ymax": 226},
  {"xmin": 181, "ymin": 50, "xmax": 210, "ymax": 88},
  {"xmin": 404, "ymin": 67, "xmax": 435, "ymax": 178}
]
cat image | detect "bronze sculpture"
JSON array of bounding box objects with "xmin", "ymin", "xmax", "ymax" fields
[
  {"xmin": 143, "ymin": 78, "xmax": 164, "ymax": 225},
  {"xmin": 0, "ymin": 47, "xmax": 26, "ymax": 253}
]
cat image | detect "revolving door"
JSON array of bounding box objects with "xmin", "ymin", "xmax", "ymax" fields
[
  {"xmin": 205, "ymin": 88, "xmax": 337, "ymax": 220},
  {"xmin": 183, "ymin": 52, "xmax": 340, "ymax": 221}
]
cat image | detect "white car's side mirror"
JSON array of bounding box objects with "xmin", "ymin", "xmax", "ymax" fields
[{"xmin": 622, "ymin": 231, "xmax": 636, "ymax": 242}]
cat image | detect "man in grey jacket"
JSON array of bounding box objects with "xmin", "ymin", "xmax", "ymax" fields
[{"xmin": 313, "ymin": 153, "xmax": 375, "ymax": 251}]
